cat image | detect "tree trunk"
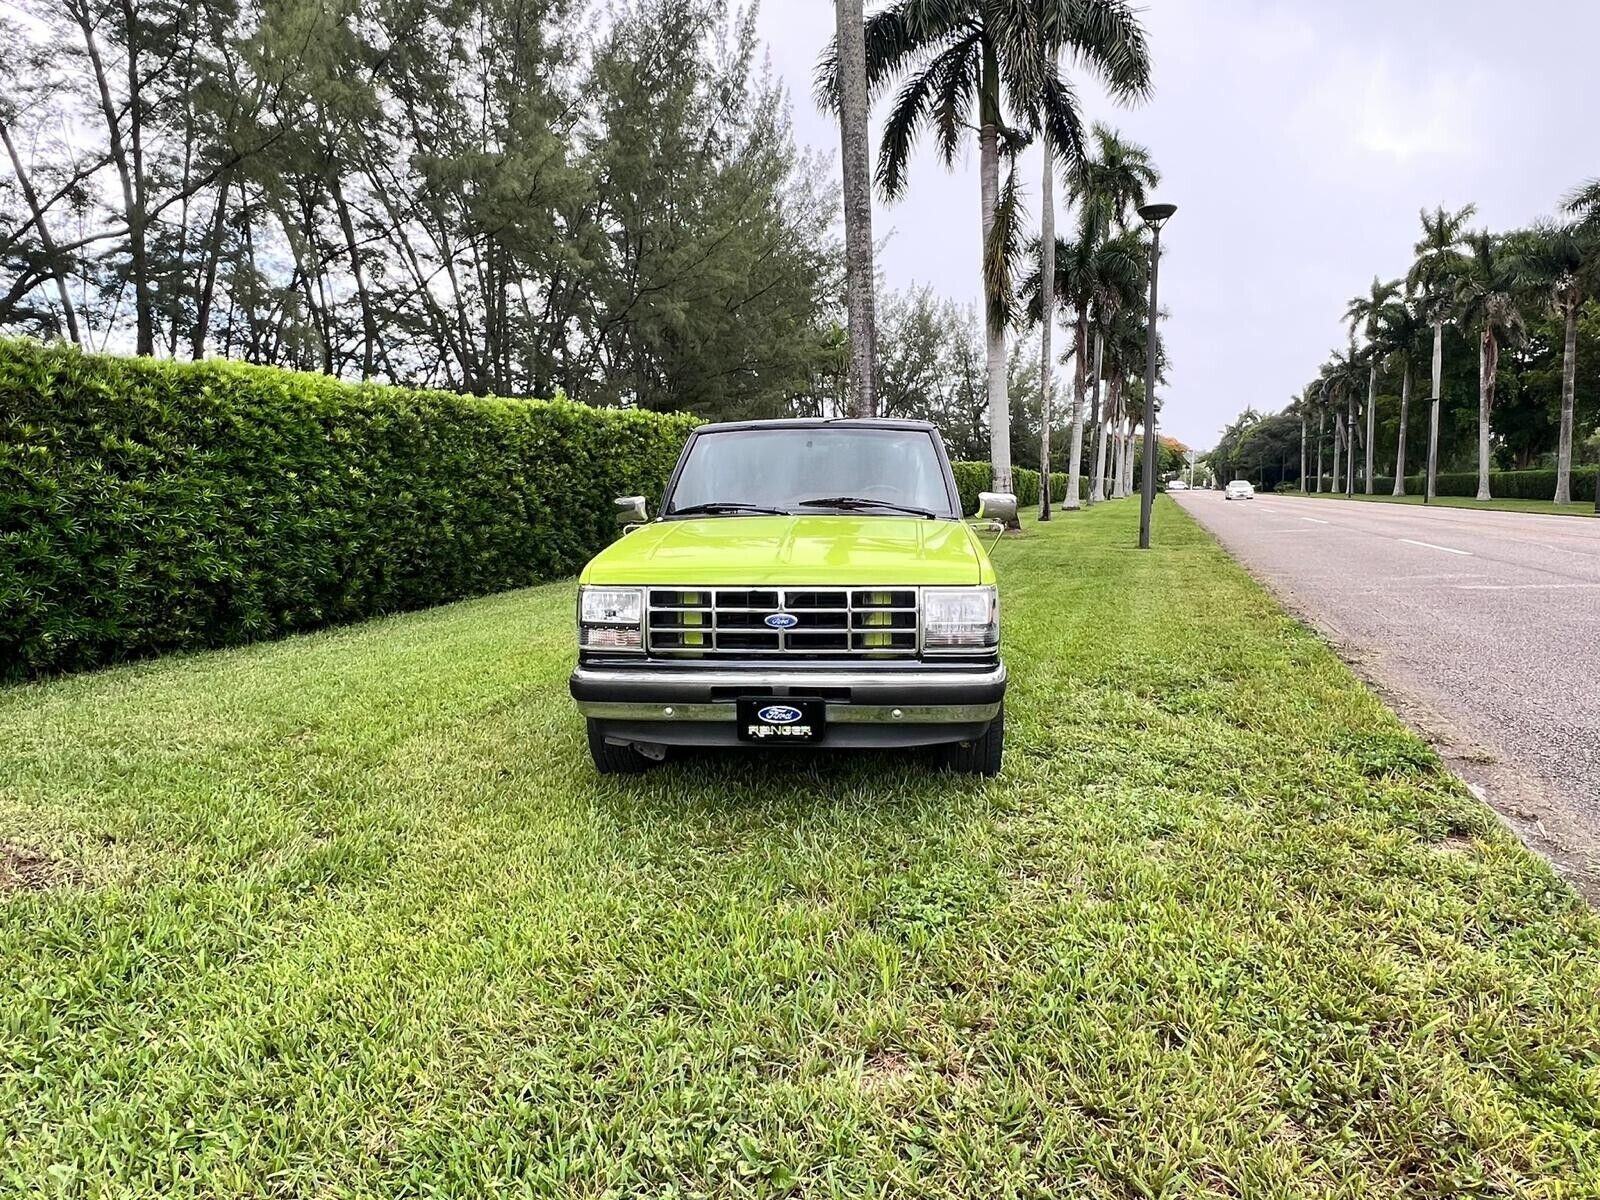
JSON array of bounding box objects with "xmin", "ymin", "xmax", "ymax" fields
[
  {"xmin": 120, "ymin": 0, "xmax": 153, "ymax": 354},
  {"xmin": 1038, "ymin": 130, "xmax": 1056, "ymax": 518},
  {"xmin": 1105, "ymin": 375, "xmax": 1123, "ymax": 498},
  {"xmin": 1121, "ymin": 409, "xmax": 1136, "ymax": 495},
  {"xmin": 1114, "ymin": 416, "xmax": 1124, "ymax": 496},
  {"xmin": 263, "ymin": 187, "xmax": 328, "ymax": 372},
  {"xmin": 1427, "ymin": 320, "xmax": 1443, "ymax": 501},
  {"xmin": 1292, "ymin": 412, "xmax": 1305, "ymax": 489},
  {"xmin": 1477, "ymin": 330, "xmax": 1496, "ymax": 500},
  {"xmin": 1556, "ymin": 298, "xmax": 1577, "ymax": 504},
  {"xmin": 1345, "ymin": 389, "xmax": 1356, "ymax": 495},
  {"xmin": 1332, "ymin": 411, "xmax": 1344, "ymax": 493},
  {"xmin": 1364, "ymin": 363, "xmax": 1377, "ymax": 494},
  {"xmin": 75, "ymin": 2, "xmax": 151, "ymax": 353},
  {"xmin": 836, "ymin": 0, "xmax": 876, "ymax": 419},
  {"xmin": 330, "ymin": 169, "xmax": 380, "ymax": 380},
  {"xmin": 0, "ymin": 121, "xmax": 81, "ymax": 344},
  {"xmin": 1393, "ymin": 358, "xmax": 1411, "ymax": 495},
  {"xmin": 190, "ymin": 172, "xmax": 231, "ymax": 358},
  {"xmin": 979, "ymin": 117, "xmax": 1011, "ymax": 496},
  {"xmin": 1066, "ymin": 311, "xmax": 1089, "ymax": 513},
  {"xmin": 1316, "ymin": 407, "xmax": 1325, "ymax": 492},
  {"xmin": 1086, "ymin": 331, "xmax": 1105, "ymax": 506}
]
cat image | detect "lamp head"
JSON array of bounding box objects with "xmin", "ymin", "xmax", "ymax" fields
[{"xmin": 1138, "ymin": 202, "xmax": 1177, "ymax": 231}]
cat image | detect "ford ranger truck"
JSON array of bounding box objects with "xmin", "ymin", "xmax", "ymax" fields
[{"xmin": 568, "ymin": 418, "xmax": 1014, "ymax": 775}]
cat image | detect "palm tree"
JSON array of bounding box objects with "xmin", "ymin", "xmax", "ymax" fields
[
  {"xmin": 1516, "ymin": 221, "xmax": 1599, "ymax": 504},
  {"xmin": 1567, "ymin": 183, "xmax": 1600, "ymax": 514},
  {"xmin": 819, "ymin": 0, "xmax": 1151, "ymax": 503},
  {"xmin": 1008, "ymin": 14, "xmax": 1151, "ymax": 516},
  {"xmin": 1068, "ymin": 126, "xmax": 1155, "ymax": 507},
  {"xmin": 1374, "ymin": 294, "xmax": 1423, "ymax": 494},
  {"xmin": 1313, "ymin": 376, "xmax": 1332, "ymax": 492},
  {"xmin": 1118, "ymin": 304, "xmax": 1167, "ymax": 492},
  {"xmin": 1098, "ymin": 305, "xmax": 1146, "ymax": 497},
  {"xmin": 1088, "ymin": 310, "xmax": 1152, "ymax": 502},
  {"xmin": 1084, "ymin": 229, "xmax": 1146, "ymax": 502},
  {"xmin": 1451, "ymin": 232, "xmax": 1529, "ymax": 500},
  {"xmin": 1344, "ymin": 277, "xmax": 1399, "ymax": 494},
  {"xmin": 833, "ymin": 0, "xmax": 877, "ymax": 418},
  {"xmin": 1293, "ymin": 391, "xmax": 1308, "ymax": 489},
  {"xmin": 1566, "ymin": 179, "xmax": 1600, "ymax": 227},
  {"xmin": 1407, "ymin": 204, "xmax": 1475, "ymax": 499},
  {"xmin": 1036, "ymin": 133, "xmax": 1059, "ymax": 517},
  {"xmin": 1025, "ymin": 225, "xmax": 1143, "ymax": 510},
  {"xmin": 1069, "ymin": 123, "xmax": 1160, "ymax": 236},
  {"xmin": 1322, "ymin": 345, "xmax": 1363, "ymax": 495}
]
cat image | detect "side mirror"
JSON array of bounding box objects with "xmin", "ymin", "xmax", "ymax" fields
[
  {"xmin": 614, "ymin": 495, "xmax": 647, "ymax": 526},
  {"xmin": 975, "ymin": 491, "xmax": 1017, "ymax": 526}
]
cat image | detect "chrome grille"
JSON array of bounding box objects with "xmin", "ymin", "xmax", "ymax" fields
[{"xmin": 647, "ymin": 588, "xmax": 919, "ymax": 657}]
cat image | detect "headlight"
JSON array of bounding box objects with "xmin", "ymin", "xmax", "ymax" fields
[
  {"xmin": 579, "ymin": 586, "xmax": 644, "ymax": 651},
  {"xmin": 922, "ymin": 586, "xmax": 998, "ymax": 651}
]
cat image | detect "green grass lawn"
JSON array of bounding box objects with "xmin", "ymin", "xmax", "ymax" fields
[
  {"xmin": 1295, "ymin": 490, "xmax": 1599, "ymax": 518},
  {"xmin": 3, "ymin": 500, "xmax": 1597, "ymax": 1197}
]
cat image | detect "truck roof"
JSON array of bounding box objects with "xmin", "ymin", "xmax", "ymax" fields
[{"xmin": 691, "ymin": 417, "xmax": 939, "ymax": 434}]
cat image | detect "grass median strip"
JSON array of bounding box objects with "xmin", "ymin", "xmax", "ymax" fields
[{"xmin": 2, "ymin": 499, "xmax": 1596, "ymax": 1196}]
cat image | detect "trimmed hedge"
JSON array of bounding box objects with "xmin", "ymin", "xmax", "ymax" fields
[
  {"xmin": 952, "ymin": 462, "xmax": 1087, "ymax": 514},
  {"xmin": 1310, "ymin": 468, "xmax": 1597, "ymax": 502},
  {"xmin": 0, "ymin": 339, "xmax": 697, "ymax": 679}
]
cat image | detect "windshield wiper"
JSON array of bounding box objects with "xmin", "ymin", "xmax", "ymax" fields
[
  {"xmin": 668, "ymin": 501, "xmax": 790, "ymax": 517},
  {"xmin": 797, "ymin": 496, "xmax": 938, "ymax": 518}
]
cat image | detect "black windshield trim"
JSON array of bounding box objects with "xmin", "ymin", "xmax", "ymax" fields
[{"xmin": 660, "ymin": 427, "xmax": 962, "ymax": 519}]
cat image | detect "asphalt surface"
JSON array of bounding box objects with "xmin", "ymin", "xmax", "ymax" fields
[{"xmin": 1173, "ymin": 489, "xmax": 1600, "ymax": 896}]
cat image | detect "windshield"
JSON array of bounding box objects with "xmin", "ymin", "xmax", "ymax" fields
[{"xmin": 665, "ymin": 427, "xmax": 956, "ymax": 517}]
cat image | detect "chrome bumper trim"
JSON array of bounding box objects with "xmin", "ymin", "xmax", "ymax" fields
[
  {"xmin": 570, "ymin": 663, "xmax": 1004, "ymax": 691},
  {"xmin": 574, "ymin": 700, "xmax": 1002, "ymax": 724}
]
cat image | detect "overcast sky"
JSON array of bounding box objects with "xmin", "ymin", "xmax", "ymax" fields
[{"xmin": 753, "ymin": 0, "xmax": 1600, "ymax": 451}]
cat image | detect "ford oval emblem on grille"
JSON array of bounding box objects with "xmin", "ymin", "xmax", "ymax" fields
[
  {"xmin": 764, "ymin": 613, "xmax": 798, "ymax": 629},
  {"xmin": 758, "ymin": 705, "xmax": 802, "ymax": 724}
]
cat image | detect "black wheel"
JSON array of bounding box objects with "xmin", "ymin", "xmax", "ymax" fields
[
  {"xmin": 943, "ymin": 704, "xmax": 1004, "ymax": 776},
  {"xmin": 586, "ymin": 720, "xmax": 658, "ymax": 774}
]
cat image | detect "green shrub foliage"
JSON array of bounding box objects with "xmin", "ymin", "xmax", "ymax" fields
[
  {"xmin": 0, "ymin": 340, "xmax": 696, "ymax": 679},
  {"xmin": 951, "ymin": 462, "xmax": 1087, "ymax": 514},
  {"xmin": 1313, "ymin": 468, "xmax": 1597, "ymax": 502}
]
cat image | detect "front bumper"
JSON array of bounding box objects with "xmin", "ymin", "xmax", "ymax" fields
[{"xmin": 570, "ymin": 660, "xmax": 1006, "ymax": 748}]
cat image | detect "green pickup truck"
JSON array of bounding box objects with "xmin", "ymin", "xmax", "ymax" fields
[{"xmin": 568, "ymin": 418, "xmax": 1014, "ymax": 775}]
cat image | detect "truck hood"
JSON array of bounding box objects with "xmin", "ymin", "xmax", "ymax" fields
[{"xmin": 581, "ymin": 515, "xmax": 991, "ymax": 586}]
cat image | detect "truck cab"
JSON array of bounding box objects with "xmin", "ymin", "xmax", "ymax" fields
[{"xmin": 568, "ymin": 419, "xmax": 1014, "ymax": 774}]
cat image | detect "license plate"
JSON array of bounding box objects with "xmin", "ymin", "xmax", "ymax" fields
[{"xmin": 736, "ymin": 698, "xmax": 825, "ymax": 743}]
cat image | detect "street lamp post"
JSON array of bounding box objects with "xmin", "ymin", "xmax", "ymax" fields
[{"xmin": 1136, "ymin": 202, "xmax": 1175, "ymax": 550}]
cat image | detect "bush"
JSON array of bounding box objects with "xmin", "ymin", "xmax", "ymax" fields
[
  {"xmin": 952, "ymin": 462, "xmax": 1088, "ymax": 514},
  {"xmin": 0, "ymin": 339, "xmax": 697, "ymax": 679},
  {"xmin": 1321, "ymin": 468, "xmax": 1597, "ymax": 502}
]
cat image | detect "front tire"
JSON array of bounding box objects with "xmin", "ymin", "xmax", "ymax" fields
[
  {"xmin": 943, "ymin": 704, "xmax": 1004, "ymax": 777},
  {"xmin": 586, "ymin": 720, "xmax": 658, "ymax": 775}
]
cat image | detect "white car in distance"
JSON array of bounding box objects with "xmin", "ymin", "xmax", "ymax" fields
[{"xmin": 1224, "ymin": 480, "xmax": 1256, "ymax": 501}]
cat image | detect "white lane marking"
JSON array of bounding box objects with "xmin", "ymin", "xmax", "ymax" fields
[
  {"xmin": 1301, "ymin": 517, "xmax": 1329, "ymax": 525},
  {"xmin": 1399, "ymin": 538, "xmax": 1472, "ymax": 556}
]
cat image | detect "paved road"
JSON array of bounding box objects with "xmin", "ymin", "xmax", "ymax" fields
[{"xmin": 1174, "ymin": 490, "xmax": 1600, "ymax": 895}]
